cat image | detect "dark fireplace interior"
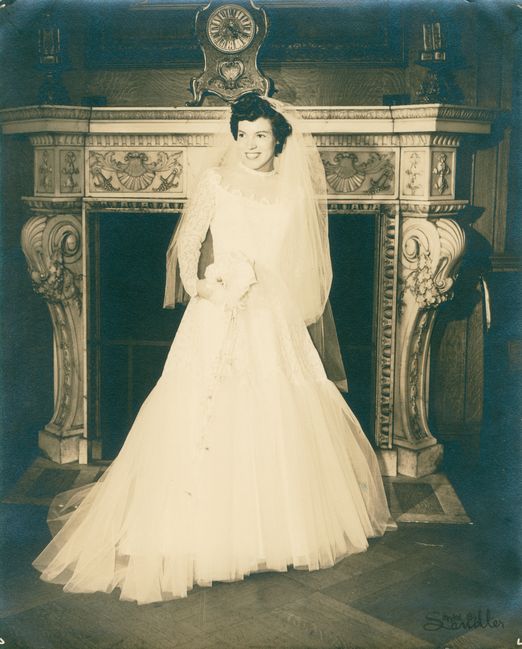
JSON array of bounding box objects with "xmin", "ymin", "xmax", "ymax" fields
[
  {"xmin": 88, "ymin": 211, "xmax": 376, "ymax": 460},
  {"xmin": 329, "ymin": 214, "xmax": 376, "ymax": 436}
]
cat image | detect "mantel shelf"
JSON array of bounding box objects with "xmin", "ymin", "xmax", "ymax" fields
[{"xmin": 0, "ymin": 104, "xmax": 496, "ymax": 136}]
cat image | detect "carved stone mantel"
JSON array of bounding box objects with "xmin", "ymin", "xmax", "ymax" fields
[{"xmin": 0, "ymin": 104, "xmax": 496, "ymax": 476}]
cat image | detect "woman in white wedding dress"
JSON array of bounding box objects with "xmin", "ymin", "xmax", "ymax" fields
[{"xmin": 33, "ymin": 94, "xmax": 395, "ymax": 605}]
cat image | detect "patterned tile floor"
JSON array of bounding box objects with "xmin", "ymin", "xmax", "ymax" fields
[
  {"xmin": 3, "ymin": 458, "xmax": 471, "ymax": 525},
  {"xmin": 0, "ymin": 453, "xmax": 520, "ymax": 649}
]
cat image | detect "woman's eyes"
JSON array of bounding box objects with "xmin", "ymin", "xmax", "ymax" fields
[{"xmin": 238, "ymin": 133, "xmax": 268, "ymax": 139}]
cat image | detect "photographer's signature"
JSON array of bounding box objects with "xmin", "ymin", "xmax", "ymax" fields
[{"xmin": 423, "ymin": 608, "xmax": 504, "ymax": 631}]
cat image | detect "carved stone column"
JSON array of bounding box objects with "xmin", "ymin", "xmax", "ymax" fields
[
  {"xmin": 394, "ymin": 205, "xmax": 466, "ymax": 476},
  {"xmin": 21, "ymin": 199, "xmax": 84, "ymax": 463}
]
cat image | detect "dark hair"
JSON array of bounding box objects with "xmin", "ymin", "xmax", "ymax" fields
[{"xmin": 230, "ymin": 93, "xmax": 292, "ymax": 156}]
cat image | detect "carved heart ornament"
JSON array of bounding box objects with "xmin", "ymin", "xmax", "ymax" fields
[{"xmin": 218, "ymin": 59, "xmax": 244, "ymax": 82}]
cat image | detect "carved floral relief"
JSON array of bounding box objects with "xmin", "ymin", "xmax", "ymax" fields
[
  {"xmin": 60, "ymin": 150, "xmax": 82, "ymax": 194},
  {"xmin": 88, "ymin": 149, "xmax": 184, "ymax": 194},
  {"xmin": 29, "ymin": 249, "xmax": 82, "ymax": 312},
  {"xmin": 23, "ymin": 213, "xmax": 83, "ymax": 313},
  {"xmin": 396, "ymin": 218, "xmax": 466, "ymax": 447},
  {"xmin": 400, "ymin": 220, "xmax": 464, "ymax": 310},
  {"xmin": 402, "ymin": 150, "xmax": 426, "ymax": 197}
]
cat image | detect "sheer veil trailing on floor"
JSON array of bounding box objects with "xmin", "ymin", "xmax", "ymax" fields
[{"xmin": 32, "ymin": 95, "xmax": 396, "ymax": 605}]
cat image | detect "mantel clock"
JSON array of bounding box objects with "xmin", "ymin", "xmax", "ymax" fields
[{"xmin": 188, "ymin": 1, "xmax": 271, "ymax": 105}]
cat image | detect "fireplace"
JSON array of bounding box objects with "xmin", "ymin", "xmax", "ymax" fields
[
  {"xmin": 87, "ymin": 209, "xmax": 376, "ymax": 460},
  {"xmin": 0, "ymin": 103, "xmax": 495, "ymax": 476}
]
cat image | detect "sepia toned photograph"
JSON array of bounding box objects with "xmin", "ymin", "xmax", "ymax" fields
[{"xmin": 0, "ymin": 0, "xmax": 520, "ymax": 647}]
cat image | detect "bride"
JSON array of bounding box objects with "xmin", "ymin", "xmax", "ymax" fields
[{"xmin": 33, "ymin": 93, "xmax": 396, "ymax": 605}]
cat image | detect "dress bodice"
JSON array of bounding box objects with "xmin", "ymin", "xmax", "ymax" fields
[
  {"xmin": 211, "ymin": 175, "xmax": 292, "ymax": 273},
  {"xmin": 176, "ymin": 166, "xmax": 293, "ymax": 298}
]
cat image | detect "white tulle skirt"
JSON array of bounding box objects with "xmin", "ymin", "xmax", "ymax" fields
[{"xmin": 33, "ymin": 277, "xmax": 396, "ymax": 605}]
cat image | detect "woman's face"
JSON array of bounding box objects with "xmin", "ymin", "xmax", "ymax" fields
[{"xmin": 236, "ymin": 117, "xmax": 276, "ymax": 173}]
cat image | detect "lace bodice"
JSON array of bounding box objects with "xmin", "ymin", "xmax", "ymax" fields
[{"xmin": 177, "ymin": 168, "xmax": 292, "ymax": 297}]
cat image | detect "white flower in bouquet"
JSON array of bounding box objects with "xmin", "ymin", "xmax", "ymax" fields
[{"xmin": 204, "ymin": 252, "xmax": 257, "ymax": 312}]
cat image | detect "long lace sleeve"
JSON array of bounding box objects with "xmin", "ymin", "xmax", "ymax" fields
[{"xmin": 177, "ymin": 169, "xmax": 216, "ymax": 297}]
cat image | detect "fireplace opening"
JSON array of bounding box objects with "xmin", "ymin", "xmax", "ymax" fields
[
  {"xmin": 87, "ymin": 211, "xmax": 376, "ymax": 460},
  {"xmin": 329, "ymin": 214, "xmax": 376, "ymax": 436},
  {"xmin": 87, "ymin": 211, "xmax": 183, "ymax": 459}
]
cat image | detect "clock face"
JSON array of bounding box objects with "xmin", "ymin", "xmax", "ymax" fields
[{"xmin": 207, "ymin": 4, "xmax": 256, "ymax": 53}]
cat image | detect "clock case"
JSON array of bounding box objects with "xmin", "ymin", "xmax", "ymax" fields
[{"xmin": 188, "ymin": 0, "xmax": 272, "ymax": 106}]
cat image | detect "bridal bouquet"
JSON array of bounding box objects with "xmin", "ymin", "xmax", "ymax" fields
[{"xmin": 203, "ymin": 252, "xmax": 257, "ymax": 312}]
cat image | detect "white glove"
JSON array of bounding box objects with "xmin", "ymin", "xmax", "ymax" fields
[{"xmin": 204, "ymin": 252, "xmax": 257, "ymax": 311}]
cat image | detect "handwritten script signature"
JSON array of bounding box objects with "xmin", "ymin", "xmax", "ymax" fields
[{"xmin": 423, "ymin": 608, "xmax": 505, "ymax": 631}]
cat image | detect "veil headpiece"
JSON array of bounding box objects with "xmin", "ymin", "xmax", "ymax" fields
[{"xmin": 163, "ymin": 95, "xmax": 347, "ymax": 391}]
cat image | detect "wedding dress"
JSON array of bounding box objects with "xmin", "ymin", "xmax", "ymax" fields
[{"xmin": 33, "ymin": 165, "xmax": 395, "ymax": 605}]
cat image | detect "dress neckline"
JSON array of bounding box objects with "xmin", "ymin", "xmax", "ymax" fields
[
  {"xmin": 239, "ymin": 162, "xmax": 277, "ymax": 177},
  {"xmin": 212, "ymin": 167, "xmax": 281, "ymax": 206}
]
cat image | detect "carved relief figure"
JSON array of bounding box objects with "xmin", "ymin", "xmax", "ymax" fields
[
  {"xmin": 38, "ymin": 150, "xmax": 54, "ymax": 193},
  {"xmin": 432, "ymin": 152, "xmax": 451, "ymax": 195}
]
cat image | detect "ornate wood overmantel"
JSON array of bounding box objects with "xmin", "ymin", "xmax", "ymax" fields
[{"xmin": 0, "ymin": 104, "xmax": 495, "ymax": 476}]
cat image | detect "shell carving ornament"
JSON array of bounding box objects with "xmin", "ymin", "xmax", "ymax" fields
[
  {"xmin": 323, "ymin": 151, "xmax": 395, "ymax": 195},
  {"xmin": 89, "ymin": 150, "xmax": 184, "ymax": 193}
]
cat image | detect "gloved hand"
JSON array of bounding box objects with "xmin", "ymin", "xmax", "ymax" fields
[{"xmin": 201, "ymin": 252, "xmax": 257, "ymax": 312}]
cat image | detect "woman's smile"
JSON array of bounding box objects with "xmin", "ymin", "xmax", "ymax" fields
[{"xmin": 237, "ymin": 117, "xmax": 276, "ymax": 172}]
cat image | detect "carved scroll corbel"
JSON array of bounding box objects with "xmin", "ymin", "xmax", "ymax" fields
[
  {"xmin": 395, "ymin": 217, "xmax": 466, "ymax": 460},
  {"xmin": 21, "ymin": 206, "xmax": 84, "ymax": 463}
]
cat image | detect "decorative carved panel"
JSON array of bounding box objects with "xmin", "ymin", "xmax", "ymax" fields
[
  {"xmin": 401, "ymin": 150, "xmax": 427, "ymax": 198},
  {"xmin": 87, "ymin": 149, "xmax": 185, "ymax": 196},
  {"xmin": 21, "ymin": 201, "xmax": 85, "ymax": 463},
  {"xmin": 36, "ymin": 149, "xmax": 55, "ymax": 194},
  {"xmin": 59, "ymin": 150, "xmax": 82, "ymax": 194},
  {"xmin": 321, "ymin": 149, "xmax": 398, "ymax": 198},
  {"xmin": 395, "ymin": 215, "xmax": 466, "ymax": 452},
  {"xmin": 34, "ymin": 144, "xmax": 85, "ymax": 197},
  {"xmin": 430, "ymin": 150, "xmax": 455, "ymax": 197},
  {"xmin": 374, "ymin": 205, "xmax": 400, "ymax": 449}
]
